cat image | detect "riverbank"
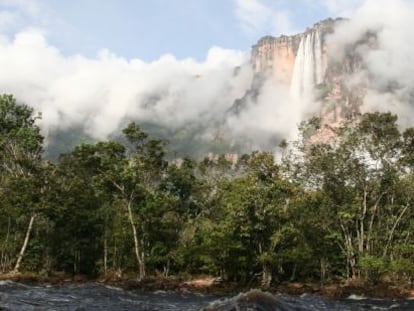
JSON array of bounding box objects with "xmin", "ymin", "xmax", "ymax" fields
[{"xmin": 1, "ymin": 273, "xmax": 412, "ymax": 299}]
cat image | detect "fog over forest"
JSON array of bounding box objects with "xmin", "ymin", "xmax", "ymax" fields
[{"xmin": 0, "ymin": 0, "xmax": 413, "ymax": 157}]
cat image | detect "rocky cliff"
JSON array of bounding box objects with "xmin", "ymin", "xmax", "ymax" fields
[
  {"xmin": 251, "ymin": 34, "xmax": 301, "ymax": 84},
  {"xmin": 251, "ymin": 18, "xmax": 339, "ymax": 84},
  {"xmin": 250, "ymin": 18, "xmax": 363, "ymax": 131}
]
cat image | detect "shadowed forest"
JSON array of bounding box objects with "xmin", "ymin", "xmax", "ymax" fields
[{"xmin": 1, "ymin": 94, "xmax": 413, "ymax": 288}]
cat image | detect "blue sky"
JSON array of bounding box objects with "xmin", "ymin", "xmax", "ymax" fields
[
  {"xmin": 0, "ymin": 0, "xmax": 412, "ymax": 150},
  {"xmin": 0, "ymin": 0, "xmax": 364, "ymax": 61}
]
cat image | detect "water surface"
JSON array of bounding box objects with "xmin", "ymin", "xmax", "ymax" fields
[{"xmin": 0, "ymin": 280, "xmax": 412, "ymax": 310}]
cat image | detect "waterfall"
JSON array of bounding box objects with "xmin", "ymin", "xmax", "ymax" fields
[
  {"xmin": 302, "ymin": 32, "xmax": 316, "ymax": 98},
  {"xmin": 290, "ymin": 29, "xmax": 324, "ymax": 101},
  {"xmin": 290, "ymin": 37, "xmax": 305, "ymax": 100},
  {"xmin": 314, "ymin": 30, "xmax": 324, "ymax": 84}
]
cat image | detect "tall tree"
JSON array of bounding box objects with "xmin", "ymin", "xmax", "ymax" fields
[{"xmin": 0, "ymin": 94, "xmax": 44, "ymax": 274}]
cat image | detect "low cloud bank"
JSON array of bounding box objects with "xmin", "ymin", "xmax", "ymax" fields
[{"xmin": 1, "ymin": 0, "xmax": 414, "ymax": 156}]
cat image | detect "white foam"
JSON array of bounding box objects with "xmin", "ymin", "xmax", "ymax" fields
[{"xmin": 347, "ymin": 294, "xmax": 366, "ymax": 300}]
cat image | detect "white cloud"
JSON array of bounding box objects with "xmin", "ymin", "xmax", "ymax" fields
[
  {"xmin": 0, "ymin": 0, "xmax": 40, "ymax": 17},
  {"xmin": 316, "ymin": 0, "xmax": 365, "ymax": 17},
  {"xmin": 0, "ymin": 0, "xmax": 306, "ymax": 153},
  {"xmin": 234, "ymin": 0, "xmax": 293, "ymax": 36},
  {"xmin": 0, "ymin": 27, "xmax": 312, "ymax": 153},
  {"xmin": 327, "ymin": 0, "xmax": 414, "ymax": 128},
  {"xmin": 0, "ymin": 29, "xmax": 253, "ymax": 142},
  {"xmin": 0, "ymin": 0, "xmax": 55, "ymax": 36}
]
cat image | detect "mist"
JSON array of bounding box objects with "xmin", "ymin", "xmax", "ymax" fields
[
  {"xmin": 1, "ymin": 0, "xmax": 414, "ymax": 157},
  {"xmin": 326, "ymin": 0, "xmax": 414, "ymax": 128},
  {"xmin": 0, "ymin": 27, "xmax": 310, "ymax": 156},
  {"xmin": 0, "ymin": 29, "xmax": 249, "ymax": 139}
]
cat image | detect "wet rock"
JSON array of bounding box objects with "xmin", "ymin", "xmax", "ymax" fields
[{"xmin": 202, "ymin": 290, "xmax": 301, "ymax": 311}]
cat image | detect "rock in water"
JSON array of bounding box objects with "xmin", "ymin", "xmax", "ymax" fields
[{"xmin": 201, "ymin": 290, "xmax": 302, "ymax": 311}]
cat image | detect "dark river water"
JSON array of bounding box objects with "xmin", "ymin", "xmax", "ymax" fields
[{"xmin": 0, "ymin": 280, "xmax": 413, "ymax": 310}]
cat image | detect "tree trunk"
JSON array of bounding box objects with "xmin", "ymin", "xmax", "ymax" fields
[
  {"xmin": 12, "ymin": 214, "xmax": 35, "ymax": 274},
  {"xmin": 358, "ymin": 187, "xmax": 368, "ymax": 253},
  {"xmin": 340, "ymin": 222, "xmax": 357, "ymax": 279},
  {"xmin": 320, "ymin": 257, "xmax": 327, "ymax": 284},
  {"xmin": 350, "ymin": 256, "xmax": 357, "ymax": 279},
  {"xmin": 126, "ymin": 199, "xmax": 145, "ymax": 280},
  {"xmin": 1, "ymin": 217, "xmax": 11, "ymax": 272},
  {"xmin": 104, "ymin": 231, "xmax": 108, "ymax": 275},
  {"xmin": 261, "ymin": 264, "xmax": 272, "ymax": 289},
  {"xmin": 383, "ymin": 203, "xmax": 409, "ymax": 257},
  {"xmin": 163, "ymin": 259, "xmax": 170, "ymax": 277},
  {"xmin": 366, "ymin": 193, "xmax": 385, "ymax": 252}
]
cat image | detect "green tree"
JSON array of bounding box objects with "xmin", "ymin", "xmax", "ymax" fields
[
  {"xmin": 0, "ymin": 94, "xmax": 44, "ymax": 274},
  {"xmin": 299, "ymin": 113, "xmax": 409, "ymax": 280}
]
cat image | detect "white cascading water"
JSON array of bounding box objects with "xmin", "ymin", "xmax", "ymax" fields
[
  {"xmin": 314, "ymin": 30, "xmax": 324, "ymax": 85},
  {"xmin": 290, "ymin": 29, "xmax": 324, "ymax": 102}
]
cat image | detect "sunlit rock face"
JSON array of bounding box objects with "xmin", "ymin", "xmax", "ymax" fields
[{"xmin": 251, "ymin": 35, "xmax": 301, "ymax": 85}]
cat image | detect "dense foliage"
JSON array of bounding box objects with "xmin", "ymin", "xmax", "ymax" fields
[{"xmin": 1, "ymin": 94, "xmax": 413, "ymax": 287}]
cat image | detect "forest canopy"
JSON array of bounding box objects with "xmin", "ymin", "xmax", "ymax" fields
[{"xmin": 1, "ymin": 94, "xmax": 413, "ymax": 288}]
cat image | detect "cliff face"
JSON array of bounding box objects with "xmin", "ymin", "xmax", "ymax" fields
[
  {"xmin": 250, "ymin": 18, "xmax": 363, "ymax": 129},
  {"xmin": 251, "ymin": 19, "xmax": 338, "ymax": 84},
  {"xmin": 251, "ymin": 35, "xmax": 301, "ymax": 84}
]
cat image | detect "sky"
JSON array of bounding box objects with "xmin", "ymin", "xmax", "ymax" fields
[
  {"xmin": 1, "ymin": 0, "xmax": 413, "ymax": 156},
  {"xmin": 0, "ymin": 0, "xmax": 365, "ymax": 61}
]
